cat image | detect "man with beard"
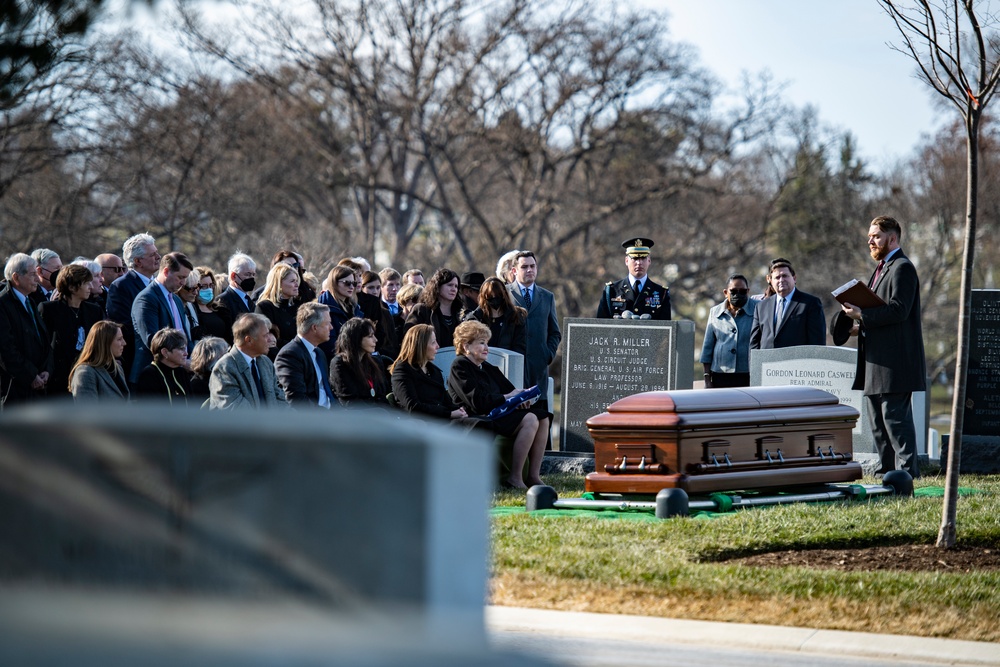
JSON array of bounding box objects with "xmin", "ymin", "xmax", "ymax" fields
[
  {"xmin": 596, "ymin": 238, "xmax": 671, "ymax": 319},
  {"xmin": 832, "ymin": 216, "xmax": 925, "ymax": 478},
  {"xmin": 701, "ymin": 274, "xmax": 757, "ymax": 388}
]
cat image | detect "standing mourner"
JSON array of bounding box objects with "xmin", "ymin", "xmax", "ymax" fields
[
  {"xmin": 507, "ymin": 251, "xmax": 560, "ymax": 413},
  {"xmin": 750, "ymin": 258, "xmax": 826, "ymax": 350},
  {"xmin": 596, "ymin": 237, "xmax": 671, "ymax": 319},
  {"xmin": 832, "ymin": 216, "xmax": 925, "ymax": 478},
  {"xmin": 701, "ymin": 274, "xmax": 756, "ymax": 388}
]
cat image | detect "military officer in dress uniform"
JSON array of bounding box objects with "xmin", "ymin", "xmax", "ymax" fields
[{"xmin": 596, "ymin": 237, "xmax": 671, "ymax": 320}]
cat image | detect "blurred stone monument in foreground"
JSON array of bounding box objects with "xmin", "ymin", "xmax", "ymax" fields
[{"xmin": 0, "ymin": 403, "xmax": 547, "ymax": 666}]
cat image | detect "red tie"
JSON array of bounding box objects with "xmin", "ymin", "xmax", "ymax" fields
[{"xmin": 870, "ymin": 261, "xmax": 885, "ymax": 288}]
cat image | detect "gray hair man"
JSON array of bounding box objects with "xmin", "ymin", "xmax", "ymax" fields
[
  {"xmin": 274, "ymin": 302, "xmax": 335, "ymax": 409},
  {"xmin": 1, "ymin": 253, "xmax": 53, "ymax": 402}
]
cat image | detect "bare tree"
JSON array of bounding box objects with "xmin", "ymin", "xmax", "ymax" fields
[{"xmin": 879, "ymin": 0, "xmax": 1000, "ymax": 547}]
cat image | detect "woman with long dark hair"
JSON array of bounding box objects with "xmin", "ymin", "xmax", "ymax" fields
[
  {"xmin": 403, "ymin": 267, "xmax": 461, "ymax": 348},
  {"xmin": 462, "ymin": 277, "xmax": 527, "ymax": 355},
  {"xmin": 39, "ymin": 264, "xmax": 103, "ymax": 396},
  {"xmin": 448, "ymin": 321, "xmax": 549, "ymax": 489},
  {"xmin": 318, "ymin": 265, "xmax": 364, "ymax": 357},
  {"xmin": 329, "ymin": 317, "xmax": 390, "ymax": 407},
  {"xmin": 69, "ymin": 320, "xmax": 129, "ymax": 402}
]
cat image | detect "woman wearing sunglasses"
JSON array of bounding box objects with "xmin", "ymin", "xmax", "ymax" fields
[{"xmin": 700, "ymin": 273, "xmax": 757, "ymax": 388}]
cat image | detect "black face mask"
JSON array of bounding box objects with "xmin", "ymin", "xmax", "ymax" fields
[
  {"xmin": 486, "ymin": 297, "xmax": 504, "ymax": 310},
  {"xmin": 239, "ymin": 277, "xmax": 256, "ymax": 293},
  {"xmin": 728, "ymin": 293, "xmax": 748, "ymax": 308}
]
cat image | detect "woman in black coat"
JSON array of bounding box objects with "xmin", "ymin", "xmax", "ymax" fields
[
  {"xmin": 447, "ymin": 321, "xmax": 548, "ymax": 489},
  {"xmin": 255, "ymin": 262, "xmax": 301, "ymax": 360},
  {"xmin": 329, "ymin": 317, "xmax": 390, "ymax": 407},
  {"xmin": 403, "ymin": 268, "xmax": 461, "ymax": 348},
  {"xmin": 136, "ymin": 328, "xmax": 192, "ymax": 404},
  {"xmin": 462, "ymin": 277, "xmax": 527, "ymax": 355},
  {"xmin": 39, "ymin": 264, "xmax": 103, "ymax": 397},
  {"xmin": 391, "ymin": 324, "xmax": 482, "ymax": 427}
]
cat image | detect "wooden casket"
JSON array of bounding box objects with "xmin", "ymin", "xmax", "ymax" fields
[{"xmin": 585, "ymin": 386, "xmax": 862, "ymax": 494}]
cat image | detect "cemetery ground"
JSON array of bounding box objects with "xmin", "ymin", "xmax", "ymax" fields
[{"xmin": 490, "ymin": 468, "xmax": 1000, "ymax": 643}]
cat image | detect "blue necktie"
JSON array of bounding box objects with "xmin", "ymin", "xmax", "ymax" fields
[
  {"xmin": 522, "ymin": 288, "xmax": 532, "ymax": 310},
  {"xmin": 251, "ymin": 358, "xmax": 265, "ymax": 403},
  {"xmin": 315, "ymin": 348, "xmax": 334, "ymax": 407}
]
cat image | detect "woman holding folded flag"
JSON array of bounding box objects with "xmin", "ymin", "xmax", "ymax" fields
[{"xmin": 447, "ymin": 320, "xmax": 549, "ymax": 489}]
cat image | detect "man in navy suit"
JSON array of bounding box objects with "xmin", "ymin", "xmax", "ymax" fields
[
  {"xmin": 0, "ymin": 253, "xmax": 53, "ymax": 404},
  {"xmin": 106, "ymin": 233, "xmax": 160, "ymax": 380},
  {"xmin": 275, "ymin": 302, "xmax": 335, "ymax": 409},
  {"xmin": 833, "ymin": 216, "xmax": 925, "ymax": 478},
  {"xmin": 750, "ymin": 259, "xmax": 826, "ymax": 350},
  {"xmin": 507, "ymin": 251, "xmax": 561, "ymax": 411},
  {"xmin": 130, "ymin": 252, "xmax": 192, "ymax": 384}
]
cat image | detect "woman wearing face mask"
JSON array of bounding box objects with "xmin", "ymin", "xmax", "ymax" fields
[
  {"xmin": 462, "ymin": 277, "xmax": 526, "ymax": 356},
  {"xmin": 191, "ymin": 266, "xmax": 234, "ymax": 344},
  {"xmin": 700, "ymin": 273, "xmax": 757, "ymax": 389}
]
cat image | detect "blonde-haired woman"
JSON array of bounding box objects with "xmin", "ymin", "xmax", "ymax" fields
[
  {"xmin": 69, "ymin": 320, "xmax": 130, "ymax": 402},
  {"xmin": 448, "ymin": 320, "xmax": 549, "ymax": 489},
  {"xmin": 255, "ymin": 262, "xmax": 301, "ymax": 358}
]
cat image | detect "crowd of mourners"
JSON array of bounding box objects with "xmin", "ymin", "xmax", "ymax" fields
[{"xmin": 0, "ymin": 236, "xmax": 558, "ymax": 488}]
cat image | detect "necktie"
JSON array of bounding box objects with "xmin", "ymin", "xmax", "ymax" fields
[
  {"xmin": 166, "ymin": 292, "xmax": 183, "ymax": 331},
  {"xmin": 522, "ymin": 287, "xmax": 532, "ymax": 310},
  {"xmin": 774, "ymin": 296, "xmax": 787, "ymax": 327},
  {"xmin": 245, "ymin": 294, "xmax": 253, "ymax": 311},
  {"xmin": 250, "ymin": 358, "xmax": 265, "ymax": 403},
  {"xmin": 24, "ymin": 298, "xmax": 41, "ymax": 340},
  {"xmin": 870, "ymin": 260, "xmax": 885, "ymax": 288},
  {"xmin": 314, "ymin": 347, "xmax": 334, "ymax": 408}
]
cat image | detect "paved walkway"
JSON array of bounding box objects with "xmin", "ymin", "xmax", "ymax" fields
[{"xmin": 487, "ymin": 606, "xmax": 1000, "ymax": 666}]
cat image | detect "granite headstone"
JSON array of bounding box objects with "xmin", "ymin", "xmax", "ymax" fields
[
  {"xmin": 750, "ymin": 345, "xmax": 927, "ymax": 468},
  {"xmin": 560, "ymin": 318, "xmax": 695, "ymax": 453},
  {"xmin": 960, "ymin": 289, "xmax": 1000, "ymax": 472},
  {"xmin": 0, "ymin": 402, "xmax": 492, "ymax": 633}
]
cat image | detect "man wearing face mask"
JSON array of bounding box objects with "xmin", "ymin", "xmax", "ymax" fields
[
  {"xmin": 701, "ymin": 273, "xmax": 757, "ymax": 388},
  {"xmin": 218, "ymin": 252, "xmax": 258, "ymax": 317}
]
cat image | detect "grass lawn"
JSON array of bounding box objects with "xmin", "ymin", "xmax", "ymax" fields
[{"xmin": 489, "ymin": 468, "xmax": 1000, "ymax": 642}]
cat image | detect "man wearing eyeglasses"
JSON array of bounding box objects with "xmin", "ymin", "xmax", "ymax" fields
[
  {"xmin": 701, "ymin": 274, "xmax": 757, "ymax": 388},
  {"xmin": 96, "ymin": 253, "xmax": 125, "ymax": 288},
  {"xmin": 28, "ymin": 248, "xmax": 62, "ymax": 306},
  {"xmin": 218, "ymin": 252, "xmax": 258, "ymax": 317}
]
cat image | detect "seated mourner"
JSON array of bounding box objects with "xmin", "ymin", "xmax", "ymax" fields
[
  {"xmin": 447, "ymin": 320, "xmax": 549, "ymax": 490},
  {"xmin": 390, "ymin": 323, "xmax": 481, "ymax": 429}
]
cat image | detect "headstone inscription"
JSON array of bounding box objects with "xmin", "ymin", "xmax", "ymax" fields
[
  {"xmin": 960, "ymin": 289, "xmax": 1000, "ymax": 472},
  {"xmin": 750, "ymin": 346, "xmax": 927, "ymax": 464},
  {"xmin": 559, "ymin": 318, "xmax": 695, "ymax": 453}
]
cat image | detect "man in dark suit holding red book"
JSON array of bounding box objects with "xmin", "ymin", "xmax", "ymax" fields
[{"xmin": 833, "ymin": 215, "xmax": 925, "ymax": 478}]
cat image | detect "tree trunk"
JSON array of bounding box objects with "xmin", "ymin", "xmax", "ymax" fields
[{"xmin": 938, "ymin": 108, "xmax": 981, "ymax": 548}]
